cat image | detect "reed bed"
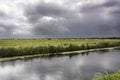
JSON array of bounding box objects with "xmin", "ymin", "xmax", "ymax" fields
[{"xmin": 0, "ymin": 39, "xmax": 120, "ymax": 57}]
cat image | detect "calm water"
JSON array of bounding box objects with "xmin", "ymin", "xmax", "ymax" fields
[{"xmin": 0, "ymin": 49, "xmax": 120, "ymax": 80}]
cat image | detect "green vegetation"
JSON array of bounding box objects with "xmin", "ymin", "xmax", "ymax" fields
[
  {"xmin": 0, "ymin": 39, "xmax": 120, "ymax": 58},
  {"xmin": 92, "ymin": 70, "xmax": 120, "ymax": 80},
  {"xmin": 0, "ymin": 39, "xmax": 120, "ymax": 48}
]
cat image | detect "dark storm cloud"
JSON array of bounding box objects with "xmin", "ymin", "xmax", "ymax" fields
[
  {"xmin": 80, "ymin": 0, "xmax": 120, "ymax": 13},
  {"xmin": 0, "ymin": 22, "xmax": 16, "ymax": 39},
  {"xmin": 25, "ymin": 2, "xmax": 68, "ymax": 23},
  {"xmin": 111, "ymin": 8, "xmax": 120, "ymax": 15},
  {"xmin": 32, "ymin": 20, "xmax": 70, "ymax": 37},
  {"xmin": 24, "ymin": 2, "xmax": 71, "ymax": 37},
  {"xmin": 102, "ymin": 0, "xmax": 120, "ymax": 7},
  {"xmin": 0, "ymin": 0, "xmax": 120, "ymax": 38},
  {"xmin": 103, "ymin": 0, "xmax": 120, "ymax": 35},
  {"xmin": 75, "ymin": 0, "xmax": 120, "ymax": 37},
  {"xmin": 0, "ymin": 22, "xmax": 16, "ymax": 34}
]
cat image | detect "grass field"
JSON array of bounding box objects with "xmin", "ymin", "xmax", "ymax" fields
[
  {"xmin": 0, "ymin": 39, "xmax": 120, "ymax": 48},
  {"xmin": 0, "ymin": 39, "xmax": 120, "ymax": 58},
  {"xmin": 92, "ymin": 70, "xmax": 120, "ymax": 80}
]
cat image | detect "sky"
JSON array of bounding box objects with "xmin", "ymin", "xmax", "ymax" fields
[{"xmin": 0, "ymin": 0, "xmax": 120, "ymax": 38}]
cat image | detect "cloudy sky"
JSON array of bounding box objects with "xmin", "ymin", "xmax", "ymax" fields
[{"xmin": 0, "ymin": 0, "xmax": 120, "ymax": 38}]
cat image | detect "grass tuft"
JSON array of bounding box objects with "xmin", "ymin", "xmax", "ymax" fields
[{"xmin": 92, "ymin": 70, "xmax": 120, "ymax": 80}]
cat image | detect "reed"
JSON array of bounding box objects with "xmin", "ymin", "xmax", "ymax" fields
[
  {"xmin": 0, "ymin": 40, "xmax": 120, "ymax": 57},
  {"xmin": 92, "ymin": 70, "xmax": 120, "ymax": 80}
]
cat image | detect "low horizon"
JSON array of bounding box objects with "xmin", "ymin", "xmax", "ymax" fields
[{"xmin": 0, "ymin": 37, "xmax": 120, "ymax": 40}]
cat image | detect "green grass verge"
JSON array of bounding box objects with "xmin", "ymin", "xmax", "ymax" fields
[{"xmin": 92, "ymin": 70, "xmax": 120, "ymax": 80}]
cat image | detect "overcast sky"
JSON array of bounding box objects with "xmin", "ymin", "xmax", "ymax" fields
[{"xmin": 0, "ymin": 0, "xmax": 120, "ymax": 38}]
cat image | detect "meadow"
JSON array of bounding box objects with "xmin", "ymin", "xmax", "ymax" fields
[
  {"xmin": 0, "ymin": 39, "xmax": 120, "ymax": 48},
  {"xmin": 0, "ymin": 39, "xmax": 120, "ymax": 58}
]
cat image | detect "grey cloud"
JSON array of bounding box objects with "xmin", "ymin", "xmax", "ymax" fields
[
  {"xmin": 24, "ymin": 2, "xmax": 71, "ymax": 37},
  {"xmin": 0, "ymin": 23, "xmax": 14, "ymax": 34},
  {"xmin": 32, "ymin": 21, "xmax": 70, "ymax": 37},
  {"xmin": 102, "ymin": 0, "xmax": 120, "ymax": 7},
  {"xmin": 9, "ymin": 0, "xmax": 120, "ymax": 38},
  {"xmin": 0, "ymin": 22, "xmax": 16, "ymax": 39},
  {"xmin": 109, "ymin": 6, "xmax": 120, "ymax": 16},
  {"xmin": 25, "ymin": 2, "xmax": 68, "ymax": 23},
  {"xmin": 73, "ymin": 0, "xmax": 120, "ymax": 37},
  {"xmin": 0, "ymin": 12, "xmax": 5, "ymax": 17},
  {"xmin": 24, "ymin": 0, "xmax": 120, "ymax": 38},
  {"xmin": 1, "ymin": 0, "xmax": 120, "ymax": 38},
  {"xmin": 0, "ymin": 11, "xmax": 8, "ymax": 20},
  {"xmin": 80, "ymin": 0, "xmax": 120, "ymax": 13}
]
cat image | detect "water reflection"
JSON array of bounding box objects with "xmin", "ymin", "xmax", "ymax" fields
[{"xmin": 0, "ymin": 50, "xmax": 120, "ymax": 80}]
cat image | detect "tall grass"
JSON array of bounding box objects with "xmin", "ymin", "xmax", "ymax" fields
[
  {"xmin": 92, "ymin": 70, "xmax": 120, "ymax": 80},
  {"xmin": 0, "ymin": 41, "xmax": 120, "ymax": 57}
]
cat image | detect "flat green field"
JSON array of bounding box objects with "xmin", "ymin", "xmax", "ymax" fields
[{"xmin": 0, "ymin": 39, "xmax": 120, "ymax": 48}]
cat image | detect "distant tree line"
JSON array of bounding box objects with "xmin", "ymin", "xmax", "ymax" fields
[{"xmin": 0, "ymin": 37, "xmax": 120, "ymax": 40}]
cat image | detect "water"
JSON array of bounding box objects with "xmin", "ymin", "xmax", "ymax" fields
[{"xmin": 0, "ymin": 49, "xmax": 120, "ymax": 80}]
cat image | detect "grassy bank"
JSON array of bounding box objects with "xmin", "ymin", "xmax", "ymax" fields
[
  {"xmin": 0, "ymin": 39, "xmax": 120, "ymax": 58},
  {"xmin": 92, "ymin": 70, "xmax": 120, "ymax": 80}
]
